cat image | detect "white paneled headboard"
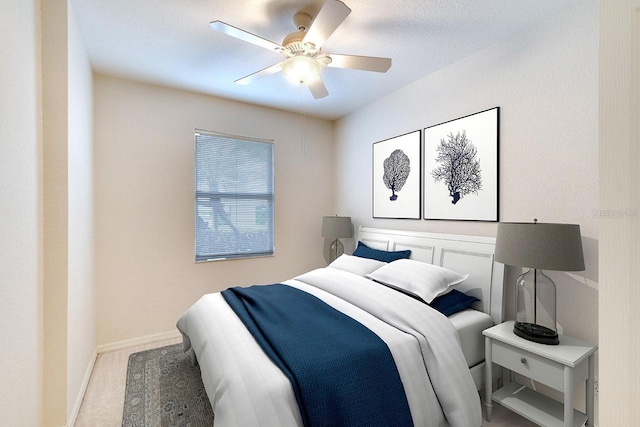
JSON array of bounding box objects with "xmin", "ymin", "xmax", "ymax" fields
[{"xmin": 358, "ymin": 226, "xmax": 506, "ymax": 324}]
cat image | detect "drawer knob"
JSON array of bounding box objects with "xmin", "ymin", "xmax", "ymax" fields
[{"xmin": 521, "ymin": 358, "xmax": 527, "ymax": 364}]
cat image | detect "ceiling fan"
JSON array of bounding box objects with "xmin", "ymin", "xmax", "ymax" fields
[{"xmin": 210, "ymin": 0, "xmax": 392, "ymax": 99}]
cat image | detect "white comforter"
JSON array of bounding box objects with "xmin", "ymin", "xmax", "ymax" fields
[{"xmin": 176, "ymin": 267, "xmax": 482, "ymax": 427}]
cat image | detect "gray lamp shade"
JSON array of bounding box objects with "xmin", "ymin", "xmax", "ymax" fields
[
  {"xmin": 321, "ymin": 216, "xmax": 353, "ymax": 239},
  {"xmin": 495, "ymin": 222, "xmax": 585, "ymax": 271}
]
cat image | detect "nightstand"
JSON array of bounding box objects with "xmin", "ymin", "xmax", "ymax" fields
[{"xmin": 483, "ymin": 321, "xmax": 597, "ymax": 427}]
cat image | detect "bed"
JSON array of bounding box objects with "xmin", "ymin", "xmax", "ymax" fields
[{"xmin": 176, "ymin": 226, "xmax": 505, "ymax": 427}]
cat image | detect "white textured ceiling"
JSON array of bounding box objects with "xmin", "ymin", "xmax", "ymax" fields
[{"xmin": 70, "ymin": 0, "xmax": 584, "ymax": 120}]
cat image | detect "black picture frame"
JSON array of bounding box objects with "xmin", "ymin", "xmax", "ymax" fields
[
  {"xmin": 423, "ymin": 107, "xmax": 499, "ymax": 221},
  {"xmin": 372, "ymin": 130, "xmax": 422, "ymax": 219}
]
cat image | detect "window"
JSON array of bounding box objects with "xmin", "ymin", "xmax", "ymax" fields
[{"xmin": 195, "ymin": 130, "xmax": 274, "ymax": 261}]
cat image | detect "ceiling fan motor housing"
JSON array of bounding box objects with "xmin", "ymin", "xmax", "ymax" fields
[
  {"xmin": 281, "ymin": 25, "xmax": 331, "ymax": 66},
  {"xmin": 282, "ymin": 31, "xmax": 308, "ymax": 51}
]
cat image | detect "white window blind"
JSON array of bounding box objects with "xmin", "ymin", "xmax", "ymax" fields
[{"xmin": 195, "ymin": 130, "xmax": 274, "ymax": 261}]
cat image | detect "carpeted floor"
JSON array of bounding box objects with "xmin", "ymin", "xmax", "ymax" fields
[
  {"xmin": 76, "ymin": 337, "xmax": 536, "ymax": 426},
  {"xmin": 119, "ymin": 344, "xmax": 538, "ymax": 427},
  {"xmin": 122, "ymin": 344, "xmax": 214, "ymax": 426}
]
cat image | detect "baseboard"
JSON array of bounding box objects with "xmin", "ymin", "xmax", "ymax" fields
[
  {"xmin": 66, "ymin": 331, "xmax": 182, "ymax": 426},
  {"xmin": 68, "ymin": 348, "xmax": 98, "ymax": 427},
  {"xmin": 97, "ymin": 329, "xmax": 182, "ymax": 354}
]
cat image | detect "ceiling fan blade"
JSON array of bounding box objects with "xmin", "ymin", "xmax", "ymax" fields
[
  {"xmin": 302, "ymin": 0, "xmax": 351, "ymax": 49},
  {"xmin": 308, "ymin": 76, "xmax": 329, "ymax": 99},
  {"xmin": 327, "ymin": 54, "xmax": 392, "ymax": 73},
  {"xmin": 210, "ymin": 21, "xmax": 283, "ymax": 52},
  {"xmin": 235, "ymin": 63, "xmax": 283, "ymax": 85}
]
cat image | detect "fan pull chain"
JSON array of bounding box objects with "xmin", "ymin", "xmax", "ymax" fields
[{"xmin": 299, "ymin": 86, "xmax": 307, "ymax": 154}]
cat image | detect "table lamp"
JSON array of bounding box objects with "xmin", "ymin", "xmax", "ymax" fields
[
  {"xmin": 495, "ymin": 220, "xmax": 585, "ymax": 345},
  {"xmin": 321, "ymin": 216, "xmax": 353, "ymax": 263}
]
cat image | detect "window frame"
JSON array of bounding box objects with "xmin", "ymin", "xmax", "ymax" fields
[{"xmin": 194, "ymin": 129, "xmax": 275, "ymax": 262}]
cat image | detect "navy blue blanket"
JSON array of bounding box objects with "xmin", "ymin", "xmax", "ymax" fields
[{"xmin": 222, "ymin": 284, "xmax": 413, "ymax": 427}]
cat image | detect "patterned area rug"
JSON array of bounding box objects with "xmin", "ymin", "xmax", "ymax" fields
[{"xmin": 122, "ymin": 344, "xmax": 214, "ymax": 426}]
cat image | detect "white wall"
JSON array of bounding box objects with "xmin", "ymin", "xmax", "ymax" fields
[
  {"xmin": 42, "ymin": 0, "xmax": 69, "ymax": 421},
  {"xmin": 1, "ymin": 2, "xmax": 96, "ymax": 424},
  {"xmin": 93, "ymin": 75, "xmax": 335, "ymax": 345},
  {"xmin": 335, "ymin": 0, "xmax": 598, "ymax": 415},
  {"xmin": 67, "ymin": 2, "xmax": 96, "ymax": 423},
  {"xmin": 0, "ymin": 0, "xmax": 43, "ymax": 425}
]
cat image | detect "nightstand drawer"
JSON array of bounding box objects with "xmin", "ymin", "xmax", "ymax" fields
[{"xmin": 492, "ymin": 340, "xmax": 564, "ymax": 391}]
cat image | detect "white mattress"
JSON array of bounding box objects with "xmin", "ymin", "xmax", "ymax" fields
[{"xmin": 448, "ymin": 308, "xmax": 494, "ymax": 368}]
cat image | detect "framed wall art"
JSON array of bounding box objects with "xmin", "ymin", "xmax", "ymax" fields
[
  {"xmin": 423, "ymin": 107, "xmax": 499, "ymax": 221},
  {"xmin": 372, "ymin": 130, "xmax": 421, "ymax": 219}
]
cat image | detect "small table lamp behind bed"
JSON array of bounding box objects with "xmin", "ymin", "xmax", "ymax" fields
[{"xmin": 322, "ymin": 215, "xmax": 353, "ymax": 263}]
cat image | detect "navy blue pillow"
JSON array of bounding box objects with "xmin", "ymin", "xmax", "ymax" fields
[
  {"xmin": 352, "ymin": 241, "xmax": 411, "ymax": 263},
  {"xmin": 429, "ymin": 289, "xmax": 479, "ymax": 316}
]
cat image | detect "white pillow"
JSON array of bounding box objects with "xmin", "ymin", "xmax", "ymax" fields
[
  {"xmin": 327, "ymin": 254, "xmax": 387, "ymax": 276},
  {"xmin": 365, "ymin": 258, "xmax": 469, "ymax": 303}
]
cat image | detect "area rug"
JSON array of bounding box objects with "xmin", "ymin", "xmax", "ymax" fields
[{"xmin": 122, "ymin": 344, "xmax": 214, "ymax": 426}]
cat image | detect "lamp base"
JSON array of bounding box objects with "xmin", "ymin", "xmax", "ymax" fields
[
  {"xmin": 328, "ymin": 239, "xmax": 344, "ymax": 263},
  {"xmin": 513, "ymin": 321, "xmax": 559, "ymax": 345}
]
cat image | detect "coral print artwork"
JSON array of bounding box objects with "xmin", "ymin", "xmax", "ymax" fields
[
  {"xmin": 372, "ymin": 130, "xmax": 421, "ymax": 219},
  {"xmin": 431, "ymin": 130, "xmax": 482, "ymax": 205},
  {"xmin": 423, "ymin": 107, "xmax": 499, "ymax": 221},
  {"xmin": 383, "ymin": 149, "xmax": 411, "ymax": 201}
]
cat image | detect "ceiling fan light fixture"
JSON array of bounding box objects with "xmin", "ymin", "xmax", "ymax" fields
[{"xmin": 282, "ymin": 55, "xmax": 322, "ymax": 86}]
